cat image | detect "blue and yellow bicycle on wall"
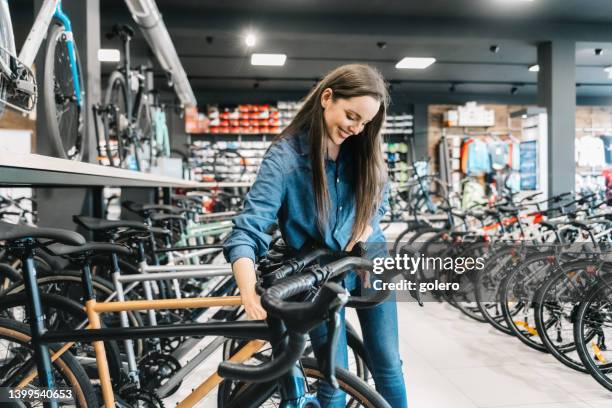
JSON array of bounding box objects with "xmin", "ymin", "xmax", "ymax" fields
[{"xmin": 0, "ymin": 0, "xmax": 85, "ymax": 160}]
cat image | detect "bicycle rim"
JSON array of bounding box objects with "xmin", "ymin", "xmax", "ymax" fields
[{"xmin": 43, "ymin": 24, "xmax": 84, "ymax": 161}]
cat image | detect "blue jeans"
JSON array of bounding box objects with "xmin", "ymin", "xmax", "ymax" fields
[{"xmin": 309, "ymin": 277, "xmax": 407, "ymax": 408}]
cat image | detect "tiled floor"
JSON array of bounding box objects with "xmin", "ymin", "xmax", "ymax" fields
[{"xmin": 164, "ymin": 302, "xmax": 612, "ymax": 407}]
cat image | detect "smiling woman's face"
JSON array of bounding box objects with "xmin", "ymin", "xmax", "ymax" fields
[{"xmin": 320, "ymin": 88, "xmax": 380, "ymax": 147}]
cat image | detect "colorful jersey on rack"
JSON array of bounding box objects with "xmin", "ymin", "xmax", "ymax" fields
[
  {"xmin": 488, "ymin": 142, "xmax": 509, "ymax": 171},
  {"xmin": 465, "ymin": 138, "xmax": 491, "ymax": 175}
]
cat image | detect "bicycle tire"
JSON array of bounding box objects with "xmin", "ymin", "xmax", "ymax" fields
[
  {"xmin": 499, "ymin": 251, "xmax": 557, "ymax": 353},
  {"xmin": 218, "ymin": 356, "xmax": 391, "ymax": 408},
  {"xmin": 104, "ymin": 70, "xmax": 129, "ymax": 167},
  {"xmin": 0, "ymin": 292, "xmax": 124, "ymax": 386},
  {"xmin": 5, "ymin": 271, "xmax": 146, "ymax": 357},
  {"xmin": 533, "ymin": 259, "xmax": 608, "ymax": 373},
  {"xmin": 0, "ymin": 317, "xmax": 98, "ymax": 407},
  {"xmin": 43, "ymin": 23, "xmax": 85, "ymax": 161},
  {"xmin": 573, "ymin": 275, "xmax": 612, "ymax": 391},
  {"xmin": 475, "ymin": 245, "xmax": 517, "ymax": 335}
]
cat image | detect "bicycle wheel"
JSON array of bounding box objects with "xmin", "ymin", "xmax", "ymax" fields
[
  {"xmin": 573, "ymin": 275, "xmax": 612, "ymax": 391},
  {"xmin": 500, "ymin": 251, "xmax": 558, "ymax": 352},
  {"xmin": 475, "ymin": 245, "xmax": 517, "ymax": 335},
  {"xmin": 408, "ymin": 176, "xmax": 448, "ymax": 216},
  {"xmin": 104, "ymin": 70, "xmax": 129, "ymax": 167},
  {"xmin": 5, "ymin": 271, "xmax": 146, "ymax": 358},
  {"xmin": 43, "ymin": 23, "xmax": 85, "ymax": 161},
  {"xmin": 533, "ymin": 259, "xmax": 607, "ymax": 373},
  {"xmin": 218, "ymin": 357, "xmax": 390, "ymax": 408},
  {"xmin": 0, "ymin": 292, "xmax": 124, "ymax": 386},
  {"xmin": 0, "ymin": 317, "xmax": 98, "ymax": 407}
]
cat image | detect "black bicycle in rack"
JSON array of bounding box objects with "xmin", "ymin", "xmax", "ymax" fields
[
  {"xmin": 393, "ymin": 187, "xmax": 612, "ymax": 393},
  {"xmin": 0, "ymin": 217, "xmax": 393, "ymax": 408},
  {"xmin": 92, "ymin": 24, "xmax": 170, "ymax": 172}
]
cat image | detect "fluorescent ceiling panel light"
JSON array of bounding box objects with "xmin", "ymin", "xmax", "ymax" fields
[
  {"xmin": 245, "ymin": 33, "xmax": 257, "ymax": 47},
  {"xmin": 98, "ymin": 49, "xmax": 120, "ymax": 62},
  {"xmin": 605, "ymin": 66, "xmax": 612, "ymax": 79},
  {"xmin": 251, "ymin": 53, "xmax": 287, "ymax": 66},
  {"xmin": 395, "ymin": 57, "xmax": 436, "ymax": 69},
  {"xmin": 528, "ymin": 64, "xmax": 539, "ymax": 72}
]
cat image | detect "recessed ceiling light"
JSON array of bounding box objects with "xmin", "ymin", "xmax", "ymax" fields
[
  {"xmin": 528, "ymin": 64, "xmax": 540, "ymax": 72},
  {"xmin": 395, "ymin": 57, "xmax": 436, "ymax": 69},
  {"xmin": 245, "ymin": 33, "xmax": 257, "ymax": 47},
  {"xmin": 98, "ymin": 49, "xmax": 120, "ymax": 62},
  {"xmin": 251, "ymin": 53, "xmax": 287, "ymax": 66},
  {"xmin": 604, "ymin": 66, "xmax": 612, "ymax": 79}
]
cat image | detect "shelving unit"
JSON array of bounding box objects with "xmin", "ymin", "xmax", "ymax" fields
[{"xmin": 0, "ymin": 151, "xmax": 249, "ymax": 188}]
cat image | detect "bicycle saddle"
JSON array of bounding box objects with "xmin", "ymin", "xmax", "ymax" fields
[
  {"xmin": 122, "ymin": 201, "xmax": 191, "ymax": 216},
  {"xmin": 0, "ymin": 221, "xmax": 85, "ymax": 246},
  {"xmin": 45, "ymin": 242, "xmax": 132, "ymax": 257},
  {"xmin": 150, "ymin": 213, "xmax": 186, "ymax": 223},
  {"xmin": 106, "ymin": 24, "xmax": 134, "ymax": 40},
  {"xmin": 73, "ymin": 215, "xmax": 148, "ymax": 232}
]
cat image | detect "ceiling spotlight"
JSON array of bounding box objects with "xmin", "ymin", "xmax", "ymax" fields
[
  {"xmin": 595, "ymin": 48, "xmax": 604, "ymax": 56},
  {"xmin": 490, "ymin": 45, "xmax": 500, "ymax": 53},
  {"xmin": 251, "ymin": 53, "xmax": 287, "ymax": 66},
  {"xmin": 245, "ymin": 33, "xmax": 257, "ymax": 47},
  {"xmin": 510, "ymin": 86, "xmax": 518, "ymax": 95},
  {"xmin": 253, "ymin": 81, "xmax": 259, "ymax": 89},
  {"xmin": 395, "ymin": 57, "xmax": 436, "ymax": 69},
  {"xmin": 206, "ymin": 36, "xmax": 214, "ymax": 45},
  {"xmin": 528, "ymin": 64, "xmax": 540, "ymax": 72},
  {"xmin": 449, "ymin": 83, "xmax": 456, "ymax": 93},
  {"xmin": 377, "ymin": 41, "xmax": 387, "ymax": 49}
]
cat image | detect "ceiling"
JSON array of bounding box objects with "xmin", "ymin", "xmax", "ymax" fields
[{"xmin": 14, "ymin": 1, "xmax": 612, "ymax": 103}]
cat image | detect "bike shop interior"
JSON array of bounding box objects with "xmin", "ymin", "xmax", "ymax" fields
[{"xmin": 0, "ymin": 1, "xmax": 611, "ymax": 408}]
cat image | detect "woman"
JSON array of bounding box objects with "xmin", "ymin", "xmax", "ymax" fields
[{"xmin": 223, "ymin": 64, "xmax": 407, "ymax": 408}]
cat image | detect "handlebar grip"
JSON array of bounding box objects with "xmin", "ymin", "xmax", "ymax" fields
[{"xmin": 217, "ymin": 333, "xmax": 307, "ymax": 382}]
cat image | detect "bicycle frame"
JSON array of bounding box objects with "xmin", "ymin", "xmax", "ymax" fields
[
  {"xmin": 16, "ymin": 0, "xmax": 82, "ymax": 106},
  {"xmin": 17, "ymin": 247, "xmax": 319, "ymax": 408}
]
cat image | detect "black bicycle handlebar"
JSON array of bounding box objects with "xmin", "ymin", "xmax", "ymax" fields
[{"xmin": 218, "ymin": 256, "xmax": 371, "ymax": 383}]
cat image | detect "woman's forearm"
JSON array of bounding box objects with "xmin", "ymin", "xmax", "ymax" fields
[{"xmin": 232, "ymin": 257, "xmax": 258, "ymax": 297}]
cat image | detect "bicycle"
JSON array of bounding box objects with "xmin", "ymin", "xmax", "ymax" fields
[
  {"xmin": 0, "ymin": 222, "xmax": 390, "ymax": 407},
  {"xmin": 93, "ymin": 24, "xmax": 165, "ymax": 172},
  {"xmin": 0, "ymin": 0, "xmax": 85, "ymax": 160}
]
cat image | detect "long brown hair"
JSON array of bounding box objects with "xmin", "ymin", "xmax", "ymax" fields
[{"xmin": 278, "ymin": 64, "xmax": 389, "ymax": 242}]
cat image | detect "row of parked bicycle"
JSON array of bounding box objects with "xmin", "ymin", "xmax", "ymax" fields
[
  {"xmin": 391, "ymin": 189, "xmax": 612, "ymax": 392},
  {"xmin": 0, "ymin": 192, "xmax": 394, "ymax": 407}
]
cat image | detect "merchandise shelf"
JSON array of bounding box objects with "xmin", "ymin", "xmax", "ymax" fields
[{"xmin": 0, "ymin": 151, "xmax": 249, "ymax": 188}]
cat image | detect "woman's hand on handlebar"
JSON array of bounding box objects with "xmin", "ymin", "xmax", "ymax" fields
[{"xmin": 242, "ymin": 293, "xmax": 268, "ymax": 320}]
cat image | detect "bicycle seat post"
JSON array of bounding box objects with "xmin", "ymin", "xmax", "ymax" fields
[{"xmin": 15, "ymin": 240, "xmax": 59, "ymax": 408}]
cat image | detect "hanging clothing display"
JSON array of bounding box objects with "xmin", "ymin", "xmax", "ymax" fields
[
  {"xmin": 600, "ymin": 135, "xmax": 612, "ymax": 166},
  {"xmin": 461, "ymin": 138, "xmax": 492, "ymax": 175},
  {"xmin": 488, "ymin": 141, "xmax": 510, "ymax": 170},
  {"xmin": 576, "ymin": 135, "xmax": 606, "ymax": 168}
]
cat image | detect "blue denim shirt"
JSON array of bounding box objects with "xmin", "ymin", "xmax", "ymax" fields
[{"xmin": 223, "ymin": 130, "xmax": 389, "ymax": 266}]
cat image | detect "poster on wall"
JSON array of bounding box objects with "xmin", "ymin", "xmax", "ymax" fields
[{"xmin": 520, "ymin": 140, "xmax": 538, "ymax": 191}]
